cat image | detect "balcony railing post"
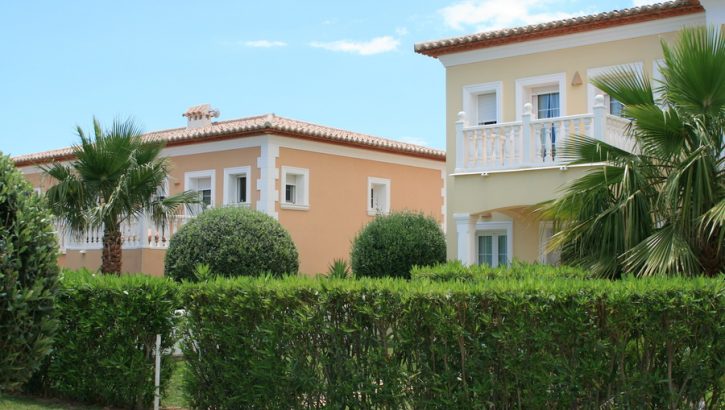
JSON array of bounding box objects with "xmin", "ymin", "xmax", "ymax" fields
[
  {"xmin": 593, "ymin": 94, "xmax": 605, "ymax": 141},
  {"xmin": 455, "ymin": 111, "xmax": 466, "ymax": 171},
  {"xmin": 522, "ymin": 103, "xmax": 532, "ymax": 164}
]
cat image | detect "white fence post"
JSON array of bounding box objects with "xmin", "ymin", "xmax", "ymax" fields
[
  {"xmin": 455, "ymin": 111, "xmax": 466, "ymax": 171},
  {"xmin": 154, "ymin": 333, "xmax": 161, "ymax": 410},
  {"xmin": 521, "ymin": 103, "xmax": 532, "ymax": 164},
  {"xmin": 593, "ymin": 94, "xmax": 605, "ymax": 141}
]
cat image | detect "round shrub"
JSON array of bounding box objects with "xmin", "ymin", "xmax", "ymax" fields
[
  {"xmin": 0, "ymin": 153, "xmax": 59, "ymax": 391},
  {"xmin": 165, "ymin": 207, "xmax": 298, "ymax": 281},
  {"xmin": 351, "ymin": 211, "xmax": 446, "ymax": 279}
]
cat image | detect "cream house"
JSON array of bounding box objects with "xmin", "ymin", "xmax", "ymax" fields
[
  {"xmin": 415, "ymin": 0, "xmax": 723, "ymax": 267},
  {"xmin": 15, "ymin": 105, "xmax": 445, "ymax": 275}
]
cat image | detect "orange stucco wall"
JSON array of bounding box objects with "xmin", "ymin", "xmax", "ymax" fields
[
  {"xmin": 277, "ymin": 147, "xmax": 444, "ymax": 274},
  {"xmin": 61, "ymin": 248, "xmax": 166, "ymax": 276}
]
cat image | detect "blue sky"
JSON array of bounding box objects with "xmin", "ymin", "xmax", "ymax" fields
[{"xmin": 1, "ymin": 0, "xmax": 653, "ymax": 156}]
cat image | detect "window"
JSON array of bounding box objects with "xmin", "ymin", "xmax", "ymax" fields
[
  {"xmin": 223, "ymin": 166, "xmax": 251, "ymax": 207},
  {"xmin": 367, "ymin": 177, "xmax": 390, "ymax": 215},
  {"xmin": 515, "ymin": 73, "xmax": 566, "ymax": 120},
  {"xmin": 184, "ymin": 170, "xmax": 215, "ymax": 214},
  {"xmin": 587, "ymin": 63, "xmax": 643, "ymax": 115},
  {"xmin": 33, "ymin": 187, "xmax": 42, "ymax": 195},
  {"xmin": 477, "ymin": 232, "xmax": 508, "ymax": 267},
  {"xmin": 477, "ymin": 93, "xmax": 497, "ymax": 125},
  {"xmin": 539, "ymin": 221, "xmax": 561, "ymax": 265},
  {"xmin": 463, "ymin": 81, "xmax": 502, "ymax": 126},
  {"xmin": 280, "ymin": 166, "xmax": 309, "ymax": 210},
  {"xmin": 533, "ymin": 87, "xmax": 560, "ymax": 119}
]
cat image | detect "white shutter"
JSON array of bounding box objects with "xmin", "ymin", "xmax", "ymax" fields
[
  {"xmin": 196, "ymin": 177, "xmax": 211, "ymax": 191},
  {"xmin": 477, "ymin": 93, "xmax": 497, "ymax": 125}
]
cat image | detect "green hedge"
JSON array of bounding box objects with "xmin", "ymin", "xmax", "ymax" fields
[
  {"xmin": 411, "ymin": 260, "xmax": 593, "ymax": 281},
  {"xmin": 181, "ymin": 275, "xmax": 724, "ymax": 409},
  {"xmin": 27, "ymin": 270, "xmax": 179, "ymax": 409}
]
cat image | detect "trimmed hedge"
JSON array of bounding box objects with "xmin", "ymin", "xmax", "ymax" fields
[
  {"xmin": 165, "ymin": 207, "xmax": 298, "ymax": 281},
  {"xmin": 411, "ymin": 260, "xmax": 593, "ymax": 281},
  {"xmin": 0, "ymin": 153, "xmax": 59, "ymax": 391},
  {"xmin": 181, "ymin": 275, "xmax": 724, "ymax": 409},
  {"xmin": 27, "ymin": 270, "xmax": 179, "ymax": 409},
  {"xmin": 351, "ymin": 211, "xmax": 446, "ymax": 279}
]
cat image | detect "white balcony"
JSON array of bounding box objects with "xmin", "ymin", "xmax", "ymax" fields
[{"xmin": 455, "ymin": 95, "xmax": 634, "ymax": 173}]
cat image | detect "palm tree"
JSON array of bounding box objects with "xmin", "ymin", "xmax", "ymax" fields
[
  {"xmin": 542, "ymin": 27, "xmax": 724, "ymax": 278},
  {"xmin": 44, "ymin": 118, "xmax": 199, "ymax": 274}
]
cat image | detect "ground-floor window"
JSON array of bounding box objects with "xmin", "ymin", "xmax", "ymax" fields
[{"xmin": 478, "ymin": 232, "xmax": 508, "ymax": 267}]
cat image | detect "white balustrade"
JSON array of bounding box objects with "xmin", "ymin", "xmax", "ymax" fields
[
  {"xmin": 456, "ymin": 94, "xmax": 634, "ymax": 172},
  {"xmin": 56, "ymin": 213, "xmax": 193, "ymax": 251}
]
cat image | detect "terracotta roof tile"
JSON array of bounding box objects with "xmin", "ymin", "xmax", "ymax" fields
[
  {"xmin": 13, "ymin": 114, "xmax": 445, "ymax": 166},
  {"xmin": 414, "ymin": 0, "xmax": 703, "ymax": 57}
]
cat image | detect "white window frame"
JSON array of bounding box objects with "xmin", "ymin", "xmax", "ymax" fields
[
  {"xmin": 538, "ymin": 221, "xmax": 561, "ymax": 265},
  {"xmin": 280, "ymin": 166, "xmax": 309, "ymax": 210},
  {"xmin": 652, "ymin": 59, "xmax": 666, "ymax": 106},
  {"xmin": 184, "ymin": 169, "xmax": 216, "ymax": 214},
  {"xmin": 515, "ymin": 73, "xmax": 566, "ymax": 120},
  {"xmin": 367, "ymin": 177, "xmax": 391, "ymax": 216},
  {"xmin": 462, "ymin": 81, "xmax": 503, "ymax": 127},
  {"xmin": 475, "ymin": 221, "xmax": 513, "ymax": 266},
  {"xmin": 222, "ymin": 166, "xmax": 251, "ymax": 207},
  {"xmin": 587, "ymin": 62, "xmax": 644, "ymax": 113}
]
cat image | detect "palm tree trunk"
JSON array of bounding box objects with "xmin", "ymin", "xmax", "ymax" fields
[
  {"xmin": 700, "ymin": 229, "xmax": 723, "ymax": 277},
  {"xmin": 101, "ymin": 226, "xmax": 123, "ymax": 274}
]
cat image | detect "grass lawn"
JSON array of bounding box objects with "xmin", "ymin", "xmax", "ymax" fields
[{"xmin": 0, "ymin": 359, "xmax": 189, "ymax": 410}]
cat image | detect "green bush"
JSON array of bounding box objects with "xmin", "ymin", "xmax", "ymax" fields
[
  {"xmin": 26, "ymin": 270, "xmax": 179, "ymax": 409},
  {"xmin": 165, "ymin": 207, "xmax": 298, "ymax": 281},
  {"xmin": 0, "ymin": 153, "xmax": 59, "ymax": 391},
  {"xmin": 181, "ymin": 275, "xmax": 724, "ymax": 409},
  {"xmin": 411, "ymin": 260, "xmax": 592, "ymax": 282},
  {"xmin": 351, "ymin": 211, "xmax": 445, "ymax": 279}
]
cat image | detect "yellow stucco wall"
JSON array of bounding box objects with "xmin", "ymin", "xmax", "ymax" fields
[{"xmin": 444, "ymin": 30, "xmax": 684, "ymax": 262}]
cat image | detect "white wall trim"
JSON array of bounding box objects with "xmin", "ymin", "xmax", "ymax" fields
[
  {"xmin": 222, "ymin": 166, "xmax": 252, "ymax": 206},
  {"xmin": 438, "ymin": 13, "xmax": 705, "ymax": 67},
  {"xmin": 367, "ymin": 176, "xmax": 391, "ymax": 216},
  {"xmin": 440, "ymin": 168, "xmax": 447, "ymax": 233},
  {"xmin": 162, "ymin": 136, "xmax": 265, "ymax": 158},
  {"xmin": 462, "ymin": 81, "xmax": 503, "ymax": 126},
  {"xmin": 280, "ymin": 166, "xmax": 310, "ymax": 210},
  {"xmin": 515, "ymin": 72, "xmax": 567, "ymax": 120},
  {"xmin": 454, "ymin": 213, "xmax": 476, "ymax": 265},
  {"xmin": 256, "ymin": 138, "xmax": 279, "ymax": 219},
  {"xmin": 586, "ymin": 62, "xmax": 644, "ymax": 112},
  {"xmin": 268, "ymin": 135, "xmax": 444, "ymax": 170}
]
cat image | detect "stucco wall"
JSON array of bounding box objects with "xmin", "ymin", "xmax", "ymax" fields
[{"xmin": 278, "ymin": 146, "xmax": 444, "ymax": 274}]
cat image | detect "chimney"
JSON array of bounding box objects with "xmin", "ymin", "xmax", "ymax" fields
[{"xmin": 182, "ymin": 104, "xmax": 220, "ymax": 129}]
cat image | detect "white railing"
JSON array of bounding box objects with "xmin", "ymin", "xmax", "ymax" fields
[
  {"xmin": 455, "ymin": 94, "xmax": 634, "ymax": 172},
  {"xmin": 56, "ymin": 214, "xmax": 193, "ymax": 251}
]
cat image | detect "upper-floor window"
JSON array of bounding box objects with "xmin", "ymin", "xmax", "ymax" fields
[
  {"xmin": 280, "ymin": 166, "xmax": 309, "ymax": 210},
  {"xmin": 223, "ymin": 166, "xmax": 251, "ymax": 207},
  {"xmin": 532, "ymin": 87, "xmax": 560, "ymax": 119},
  {"xmin": 463, "ymin": 81, "xmax": 502, "ymax": 126},
  {"xmin": 367, "ymin": 177, "xmax": 390, "ymax": 215},
  {"xmin": 515, "ymin": 73, "xmax": 566, "ymax": 120},
  {"xmin": 185, "ymin": 170, "xmax": 215, "ymax": 214},
  {"xmin": 587, "ymin": 62, "xmax": 643, "ymax": 116}
]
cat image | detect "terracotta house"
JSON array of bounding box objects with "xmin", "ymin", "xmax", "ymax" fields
[{"xmin": 15, "ymin": 105, "xmax": 445, "ymax": 275}]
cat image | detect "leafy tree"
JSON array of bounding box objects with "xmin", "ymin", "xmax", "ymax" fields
[
  {"xmin": 0, "ymin": 153, "xmax": 58, "ymax": 391},
  {"xmin": 543, "ymin": 27, "xmax": 724, "ymax": 277},
  {"xmin": 44, "ymin": 118, "xmax": 198, "ymax": 274}
]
